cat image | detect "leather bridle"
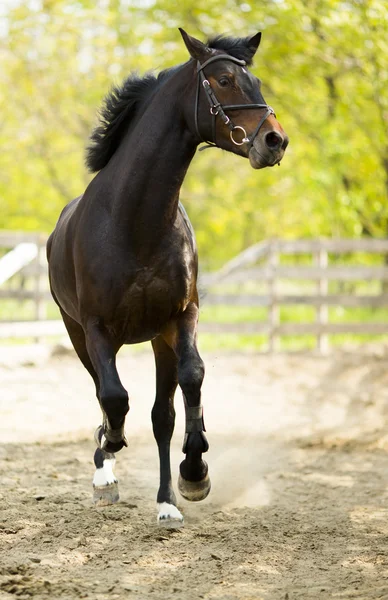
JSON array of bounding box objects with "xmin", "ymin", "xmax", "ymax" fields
[{"xmin": 195, "ymin": 54, "xmax": 275, "ymax": 150}]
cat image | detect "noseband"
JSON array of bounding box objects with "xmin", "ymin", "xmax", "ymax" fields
[{"xmin": 195, "ymin": 54, "xmax": 275, "ymax": 150}]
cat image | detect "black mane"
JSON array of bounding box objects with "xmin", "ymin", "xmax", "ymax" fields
[
  {"xmin": 208, "ymin": 35, "xmax": 256, "ymax": 66},
  {"xmin": 86, "ymin": 68, "xmax": 177, "ymax": 173},
  {"xmin": 86, "ymin": 34, "xmax": 255, "ymax": 173}
]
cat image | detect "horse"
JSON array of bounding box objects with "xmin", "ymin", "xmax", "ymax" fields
[{"xmin": 47, "ymin": 28, "xmax": 288, "ymax": 525}]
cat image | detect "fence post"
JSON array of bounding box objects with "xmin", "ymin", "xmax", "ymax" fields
[
  {"xmin": 268, "ymin": 241, "xmax": 279, "ymax": 352},
  {"xmin": 316, "ymin": 243, "xmax": 329, "ymax": 353}
]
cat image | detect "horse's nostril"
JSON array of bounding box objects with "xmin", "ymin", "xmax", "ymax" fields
[
  {"xmin": 282, "ymin": 135, "xmax": 289, "ymax": 151},
  {"xmin": 265, "ymin": 131, "xmax": 283, "ymax": 150}
]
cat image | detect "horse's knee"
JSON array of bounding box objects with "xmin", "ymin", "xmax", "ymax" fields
[
  {"xmin": 100, "ymin": 385, "xmax": 129, "ymax": 420},
  {"xmin": 178, "ymin": 356, "xmax": 204, "ymax": 400}
]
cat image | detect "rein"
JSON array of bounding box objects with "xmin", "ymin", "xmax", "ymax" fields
[{"xmin": 195, "ymin": 54, "xmax": 275, "ymax": 151}]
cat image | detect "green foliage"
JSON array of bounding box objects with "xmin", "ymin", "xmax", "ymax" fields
[{"xmin": 1, "ymin": 0, "xmax": 387, "ymax": 266}]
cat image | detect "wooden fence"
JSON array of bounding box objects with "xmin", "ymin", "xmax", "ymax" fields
[
  {"xmin": 1, "ymin": 232, "xmax": 388, "ymax": 351},
  {"xmin": 0, "ymin": 232, "xmax": 59, "ymax": 339},
  {"xmin": 200, "ymin": 238, "xmax": 388, "ymax": 352}
]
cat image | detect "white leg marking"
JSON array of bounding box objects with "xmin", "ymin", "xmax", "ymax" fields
[
  {"xmin": 93, "ymin": 458, "xmax": 117, "ymax": 487},
  {"xmin": 157, "ymin": 502, "xmax": 184, "ymax": 523}
]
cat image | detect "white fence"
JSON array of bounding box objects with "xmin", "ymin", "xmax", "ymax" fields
[{"xmin": 0, "ymin": 232, "xmax": 58, "ymax": 339}]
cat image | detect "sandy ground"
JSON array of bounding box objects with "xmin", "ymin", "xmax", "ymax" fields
[{"xmin": 2, "ymin": 343, "xmax": 388, "ymax": 599}]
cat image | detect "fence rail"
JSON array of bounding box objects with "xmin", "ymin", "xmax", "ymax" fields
[
  {"xmin": 200, "ymin": 237, "xmax": 388, "ymax": 352},
  {"xmin": 1, "ymin": 232, "xmax": 388, "ymax": 351}
]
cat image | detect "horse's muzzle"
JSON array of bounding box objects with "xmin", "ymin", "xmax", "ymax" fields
[{"xmin": 249, "ymin": 130, "xmax": 289, "ymax": 169}]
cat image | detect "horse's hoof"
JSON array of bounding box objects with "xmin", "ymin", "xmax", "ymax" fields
[
  {"xmin": 178, "ymin": 472, "xmax": 211, "ymax": 502},
  {"xmin": 93, "ymin": 482, "xmax": 119, "ymax": 506},
  {"xmin": 157, "ymin": 503, "xmax": 184, "ymax": 528}
]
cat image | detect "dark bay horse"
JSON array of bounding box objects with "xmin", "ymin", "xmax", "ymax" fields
[{"xmin": 47, "ymin": 29, "xmax": 288, "ymax": 525}]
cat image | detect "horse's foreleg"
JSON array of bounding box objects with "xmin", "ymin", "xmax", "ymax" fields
[
  {"xmin": 59, "ymin": 311, "xmax": 121, "ymax": 505},
  {"xmin": 84, "ymin": 319, "xmax": 129, "ymax": 454},
  {"xmin": 92, "ymin": 447, "xmax": 119, "ymax": 506},
  {"xmin": 163, "ymin": 303, "xmax": 210, "ymax": 502},
  {"xmin": 151, "ymin": 336, "xmax": 183, "ymax": 526}
]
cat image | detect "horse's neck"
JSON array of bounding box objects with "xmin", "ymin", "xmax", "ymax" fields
[{"xmin": 102, "ymin": 83, "xmax": 196, "ymax": 243}]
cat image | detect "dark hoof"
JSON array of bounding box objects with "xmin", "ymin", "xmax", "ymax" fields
[
  {"xmin": 93, "ymin": 482, "xmax": 119, "ymax": 506},
  {"xmin": 178, "ymin": 472, "xmax": 211, "ymax": 502}
]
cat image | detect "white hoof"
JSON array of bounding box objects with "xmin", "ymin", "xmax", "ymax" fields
[{"xmin": 157, "ymin": 503, "xmax": 184, "ymax": 528}]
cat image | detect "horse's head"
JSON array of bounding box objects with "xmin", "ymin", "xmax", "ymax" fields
[{"xmin": 180, "ymin": 29, "xmax": 288, "ymax": 169}]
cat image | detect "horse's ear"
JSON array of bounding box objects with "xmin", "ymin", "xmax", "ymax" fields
[
  {"xmin": 179, "ymin": 28, "xmax": 212, "ymax": 61},
  {"xmin": 246, "ymin": 32, "xmax": 262, "ymax": 59}
]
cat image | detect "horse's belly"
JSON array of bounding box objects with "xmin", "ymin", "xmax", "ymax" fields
[{"xmin": 110, "ymin": 279, "xmax": 188, "ymax": 344}]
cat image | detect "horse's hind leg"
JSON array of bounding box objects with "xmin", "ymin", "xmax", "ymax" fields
[
  {"xmin": 60, "ymin": 310, "xmax": 120, "ymax": 505},
  {"xmin": 83, "ymin": 319, "xmax": 129, "ymax": 454},
  {"xmin": 151, "ymin": 336, "xmax": 183, "ymax": 526},
  {"xmin": 163, "ymin": 302, "xmax": 210, "ymax": 503}
]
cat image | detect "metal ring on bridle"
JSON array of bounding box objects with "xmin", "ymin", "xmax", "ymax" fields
[{"xmin": 230, "ymin": 126, "xmax": 249, "ymax": 146}]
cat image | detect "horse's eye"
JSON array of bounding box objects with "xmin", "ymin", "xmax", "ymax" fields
[{"xmin": 218, "ymin": 77, "xmax": 230, "ymax": 88}]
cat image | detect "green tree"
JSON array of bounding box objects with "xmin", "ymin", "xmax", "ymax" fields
[{"xmin": 0, "ymin": 0, "xmax": 387, "ymax": 268}]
